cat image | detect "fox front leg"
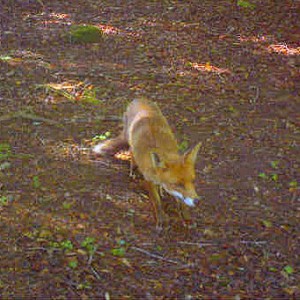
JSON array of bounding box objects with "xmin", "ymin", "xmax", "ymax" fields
[
  {"xmin": 129, "ymin": 152, "xmax": 137, "ymax": 178},
  {"xmin": 146, "ymin": 181, "xmax": 169, "ymax": 231},
  {"xmin": 129, "ymin": 155, "xmax": 135, "ymax": 178},
  {"xmin": 177, "ymin": 201, "xmax": 192, "ymax": 225}
]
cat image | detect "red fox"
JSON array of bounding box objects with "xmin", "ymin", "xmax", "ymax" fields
[{"xmin": 93, "ymin": 98, "xmax": 201, "ymax": 229}]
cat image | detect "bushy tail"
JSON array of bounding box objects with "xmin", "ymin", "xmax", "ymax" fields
[{"xmin": 93, "ymin": 134, "xmax": 129, "ymax": 156}]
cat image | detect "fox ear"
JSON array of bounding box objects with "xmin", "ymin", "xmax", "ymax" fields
[
  {"xmin": 184, "ymin": 142, "xmax": 201, "ymax": 164},
  {"xmin": 150, "ymin": 152, "xmax": 165, "ymax": 168}
]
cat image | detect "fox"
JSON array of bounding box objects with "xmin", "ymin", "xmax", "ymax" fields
[{"xmin": 93, "ymin": 98, "xmax": 201, "ymax": 229}]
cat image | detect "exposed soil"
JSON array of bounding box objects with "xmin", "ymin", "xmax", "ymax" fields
[{"xmin": 0, "ymin": 0, "xmax": 299, "ymax": 298}]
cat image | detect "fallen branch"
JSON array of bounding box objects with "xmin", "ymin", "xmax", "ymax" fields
[
  {"xmin": 250, "ymin": 85, "xmax": 260, "ymax": 104},
  {"xmin": 0, "ymin": 110, "xmax": 120, "ymax": 126},
  {"xmin": 178, "ymin": 240, "xmax": 267, "ymax": 247},
  {"xmin": 90, "ymin": 266, "xmax": 101, "ymax": 280},
  {"xmin": 0, "ymin": 110, "xmax": 59, "ymax": 126},
  {"xmin": 131, "ymin": 246, "xmax": 180, "ymax": 265},
  {"xmin": 240, "ymin": 240, "xmax": 267, "ymax": 245},
  {"xmin": 178, "ymin": 241, "xmax": 215, "ymax": 247}
]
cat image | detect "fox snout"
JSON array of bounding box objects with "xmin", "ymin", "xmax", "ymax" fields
[
  {"xmin": 164, "ymin": 189, "xmax": 199, "ymax": 207},
  {"xmin": 183, "ymin": 197, "xmax": 200, "ymax": 207}
]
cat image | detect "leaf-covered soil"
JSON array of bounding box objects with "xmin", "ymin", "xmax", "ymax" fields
[{"xmin": 0, "ymin": 0, "xmax": 299, "ymax": 298}]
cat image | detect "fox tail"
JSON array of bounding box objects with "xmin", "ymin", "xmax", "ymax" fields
[{"xmin": 93, "ymin": 134, "xmax": 129, "ymax": 156}]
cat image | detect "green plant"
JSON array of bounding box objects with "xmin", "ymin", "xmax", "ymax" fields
[
  {"xmin": 70, "ymin": 25, "xmax": 103, "ymax": 43},
  {"xmin": 0, "ymin": 55, "xmax": 12, "ymax": 61},
  {"xmin": 283, "ymin": 265, "xmax": 294, "ymax": 275},
  {"xmin": 179, "ymin": 140, "xmax": 189, "ymax": 152},
  {"xmin": 289, "ymin": 180, "xmax": 298, "ymax": 188},
  {"xmin": 81, "ymin": 237, "xmax": 97, "ymax": 255},
  {"xmin": 62, "ymin": 201, "xmax": 73, "ymax": 209},
  {"xmin": 49, "ymin": 240, "xmax": 74, "ymax": 251},
  {"xmin": 237, "ymin": 0, "xmax": 255, "ymax": 9},
  {"xmin": 261, "ymin": 220, "xmax": 272, "ymax": 228},
  {"xmin": 0, "ymin": 162, "xmax": 11, "ymax": 171},
  {"xmin": 0, "ymin": 143, "xmax": 11, "ymax": 160},
  {"xmin": 0, "ymin": 196, "xmax": 8, "ymax": 206},
  {"xmin": 92, "ymin": 131, "xmax": 111, "ymax": 142},
  {"xmin": 271, "ymin": 173, "xmax": 278, "ymax": 182},
  {"xmin": 33, "ymin": 175, "xmax": 41, "ymax": 189},
  {"xmin": 111, "ymin": 239, "xmax": 127, "ymax": 257},
  {"xmin": 258, "ymin": 172, "xmax": 268, "ymax": 179},
  {"xmin": 81, "ymin": 87, "xmax": 99, "ymax": 104},
  {"xmin": 111, "ymin": 247, "xmax": 126, "ymax": 257},
  {"xmin": 60, "ymin": 240, "xmax": 74, "ymax": 251},
  {"xmin": 270, "ymin": 161, "xmax": 279, "ymax": 169},
  {"xmin": 76, "ymin": 281, "xmax": 91, "ymax": 290},
  {"xmin": 68, "ymin": 260, "xmax": 78, "ymax": 269}
]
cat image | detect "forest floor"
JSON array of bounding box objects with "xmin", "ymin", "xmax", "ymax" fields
[{"xmin": 0, "ymin": 0, "xmax": 299, "ymax": 298}]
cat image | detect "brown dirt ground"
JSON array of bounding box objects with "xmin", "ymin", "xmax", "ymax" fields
[{"xmin": 0, "ymin": 0, "xmax": 299, "ymax": 299}]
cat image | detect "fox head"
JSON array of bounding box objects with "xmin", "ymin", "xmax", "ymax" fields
[{"xmin": 150, "ymin": 142, "xmax": 201, "ymax": 207}]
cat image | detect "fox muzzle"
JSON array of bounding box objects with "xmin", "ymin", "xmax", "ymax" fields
[{"xmin": 166, "ymin": 189, "xmax": 198, "ymax": 207}]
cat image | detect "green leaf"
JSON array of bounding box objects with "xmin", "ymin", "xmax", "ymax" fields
[
  {"xmin": 0, "ymin": 196, "xmax": 8, "ymax": 206},
  {"xmin": 262, "ymin": 220, "xmax": 272, "ymax": 228},
  {"xmin": 111, "ymin": 247, "xmax": 126, "ymax": 257},
  {"xmin": 62, "ymin": 201, "xmax": 72, "ymax": 209},
  {"xmin": 60, "ymin": 240, "xmax": 74, "ymax": 250},
  {"xmin": 33, "ymin": 176, "xmax": 41, "ymax": 189},
  {"xmin": 271, "ymin": 173, "xmax": 278, "ymax": 182},
  {"xmin": 81, "ymin": 237, "xmax": 95, "ymax": 247},
  {"xmin": 156, "ymin": 245, "xmax": 162, "ymax": 251},
  {"xmin": 237, "ymin": 0, "xmax": 256, "ymax": 9},
  {"xmin": 68, "ymin": 260, "xmax": 78, "ymax": 269},
  {"xmin": 228, "ymin": 105, "xmax": 236, "ymax": 113},
  {"xmin": 289, "ymin": 180, "xmax": 298, "ymax": 188},
  {"xmin": 81, "ymin": 237, "xmax": 97, "ymax": 254},
  {"xmin": 0, "ymin": 143, "xmax": 11, "ymax": 160},
  {"xmin": 269, "ymin": 267, "xmax": 277, "ymax": 272},
  {"xmin": 270, "ymin": 161, "xmax": 279, "ymax": 169},
  {"xmin": 179, "ymin": 140, "xmax": 189, "ymax": 152},
  {"xmin": 76, "ymin": 282, "xmax": 91, "ymax": 290},
  {"xmin": 0, "ymin": 55, "xmax": 12, "ymax": 61},
  {"xmin": 70, "ymin": 25, "xmax": 103, "ymax": 43},
  {"xmin": 258, "ymin": 172, "xmax": 268, "ymax": 179},
  {"xmin": 49, "ymin": 241, "xmax": 60, "ymax": 248},
  {"xmin": 0, "ymin": 162, "xmax": 11, "ymax": 170},
  {"xmin": 283, "ymin": 265, "xmax": 294, "ymax": 275},
  {"xmin": 92, "ymin": 132, "xmax": 110, "ymax": 141},
  {"xmin": 209, "ymin": 253, "xmax": 222, "ymax": 262}
]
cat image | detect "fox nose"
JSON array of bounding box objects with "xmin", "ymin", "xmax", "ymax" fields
[{"xmin": 193, "ymin": 198, "xmax": 200, "ymax": 205}]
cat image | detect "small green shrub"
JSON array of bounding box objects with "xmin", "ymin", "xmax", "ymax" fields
[{"xmin": 70, "ymin": 25, "xmax": 103, "ymax": 43}]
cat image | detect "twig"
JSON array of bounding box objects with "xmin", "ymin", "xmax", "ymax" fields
[
  {"xmin": 90, "ymin": 266, "xmax": 101, "ymax": 280},
  {"xmin": 131, "ymin": 246, "xmax": 180, "ymax": 265},
  {"xmin": 250, "ymin": 86, "xmax": 260, "ymax": 104},
  {"xmin": 178, "ymin": 241, "xmax": 215, "ymax": 247},
  {"xmin": 178, "ymin": 240, "xmax": 267, "ymax": 247},
  {"xmin": 27, "ymin": 247, "xmax": 49, "ymax": 251},
  {"xmin": 0, "ymin": 110, "xmax": 59, "ymax": 125},
  {"xmin": 0, "ymin": 110, "xmax": 120, "ymax": 127},
  {"xmin": 87, "ymin": 252, "xmax": 94, "ymax": 265},
  {"xmin": 240, "ymin": 240, "xmax": 267, "ymax": 245}
]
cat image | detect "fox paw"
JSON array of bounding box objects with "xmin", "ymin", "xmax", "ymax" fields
[{"xmin": 155, "ymin": 213, "xmax": 170, "ymax": 232}]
